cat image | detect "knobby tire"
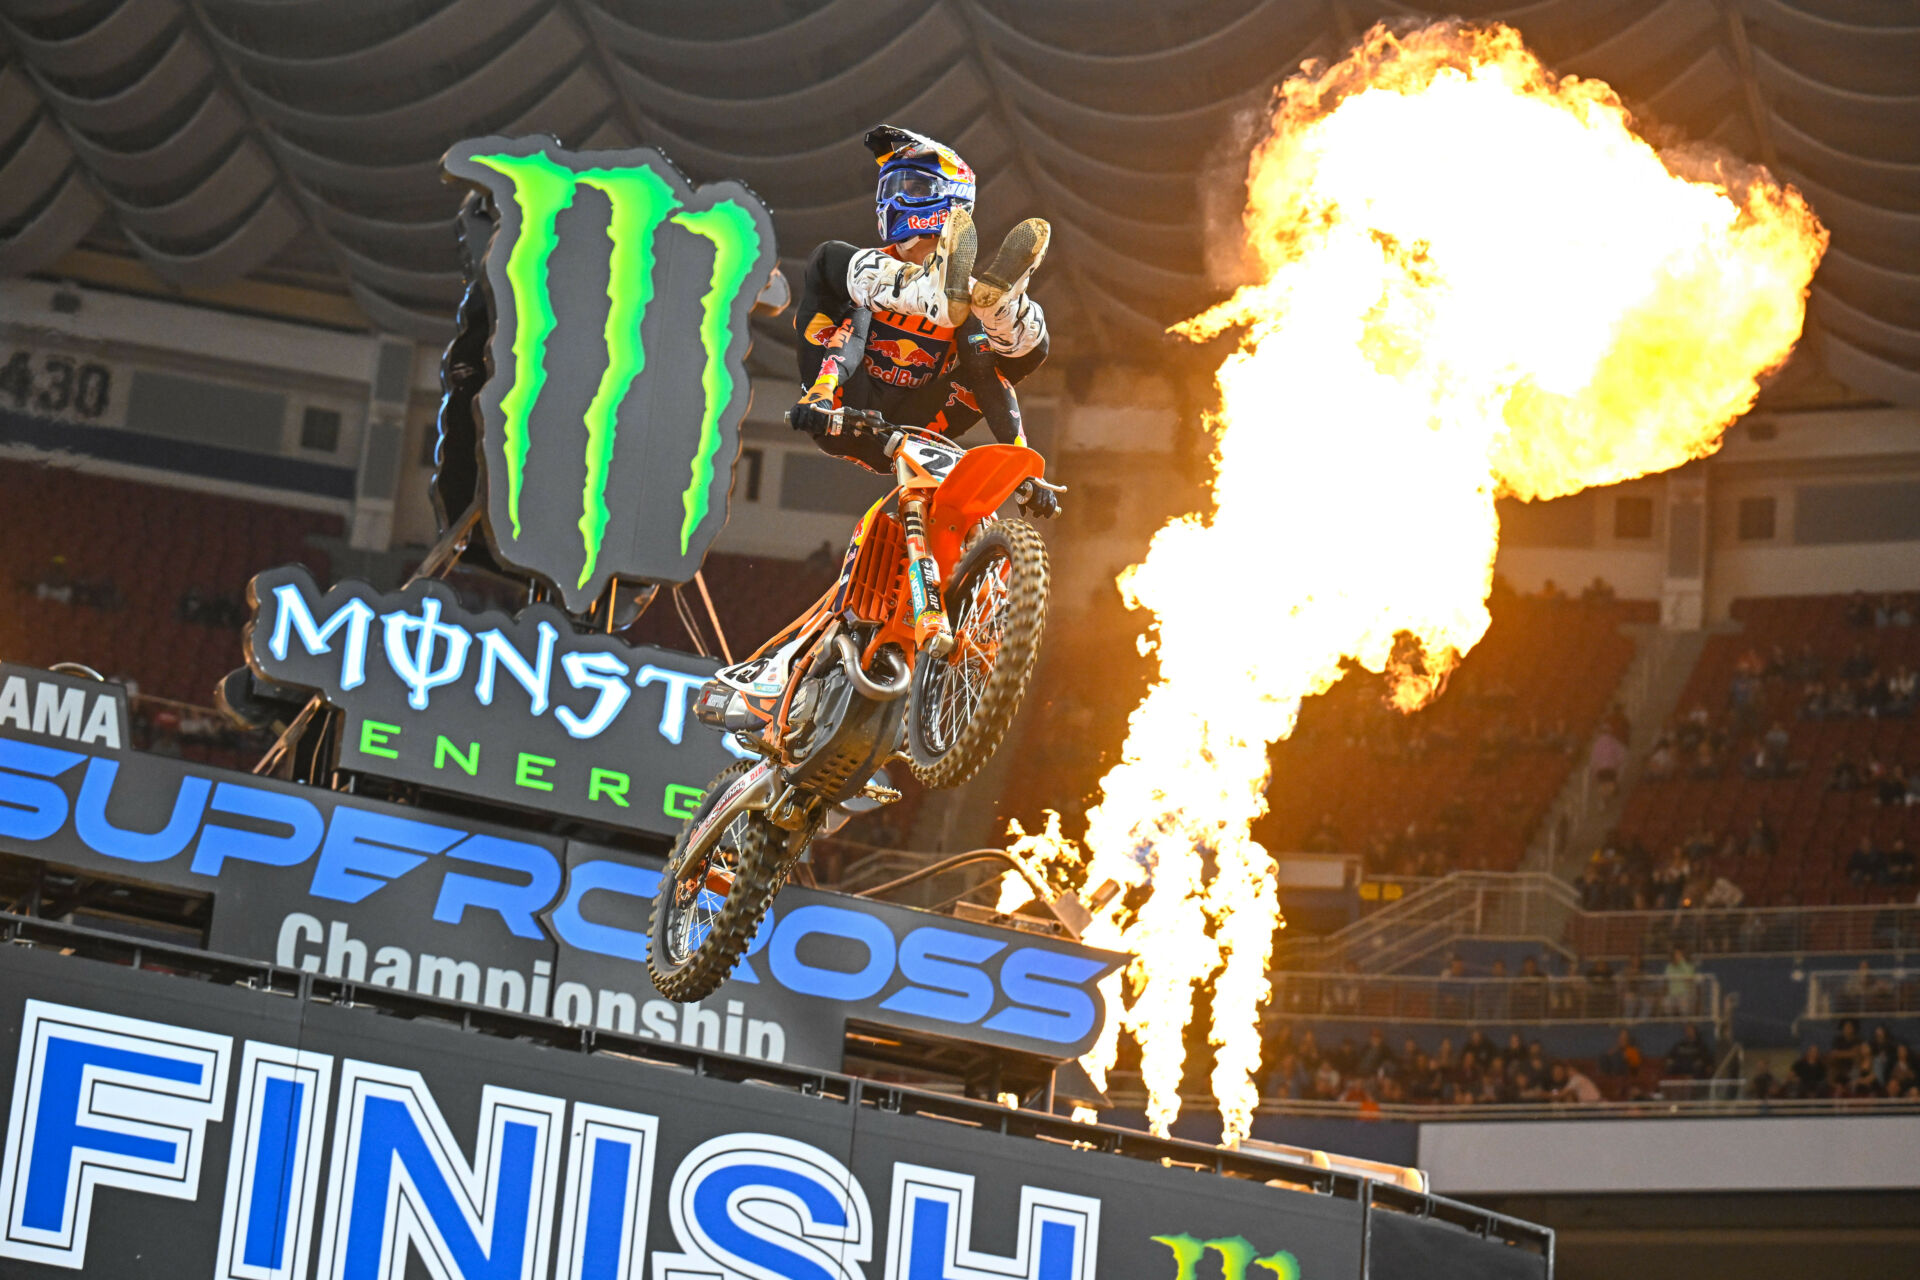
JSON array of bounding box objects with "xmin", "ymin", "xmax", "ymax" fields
[
  {"xmin": 907, "ymin": 518, "xmax": 1049, "ymax": 789},
  {"xmin": 648, "ymin": 761, "xmax": 787, "ymax": 1002}
]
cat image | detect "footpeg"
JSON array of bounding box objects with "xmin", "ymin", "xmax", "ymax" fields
[{"xmin": 858, "ymin": 779, "xmax": 902, "ymax": 805}]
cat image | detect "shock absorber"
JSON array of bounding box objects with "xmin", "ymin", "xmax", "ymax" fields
[{"xmin": 899, "ymin": 494, "xmax": 954, "ymax": 658}]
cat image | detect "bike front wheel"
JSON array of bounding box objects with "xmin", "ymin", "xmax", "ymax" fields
[
  {"xmin": 648, "ymin": 761, "xmax": 788, "ymax": 1002},
  {"xmin": 907, "ymin": 518, "xmax": 1049, "ymax": 789}
]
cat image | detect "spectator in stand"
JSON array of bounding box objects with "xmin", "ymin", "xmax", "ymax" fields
[
  {"xmin": 1867, "ymin": 1024, "xmax": 1901, "ymax": 1086},
  {"xmin": 1832, "ymin": 1015, "xmax": 1863, "ymax": 1052},
  {"xmin": 1354, "ymin": 1027, "xmax": 1395, "ymax": 1078},
  {"xmin": 1890, "ymin": 1044, "xmax": 1918, "ymax": 1095},
  {"xmin": 1580, "ymin": 576, "xmax": 1615, "ymax": 605},
  {"xmin": 1312, "ymin": 1056, "xmax": 1343, "ymax": 1100},
  {"xmin": 1745, "ymin": 816, "xmax": 1778, "ymax": 860},
  {"xmin": 1847, "ymin": 837, "xmax": 1886, "ymax": 887},
  {"xmin": 1461, "ymin": 1029, "xmax": 1495, "ymax": 1075},
  {"xmin": 1663, "ymin": 946, "xmax": 1699, "ymax": 1016},
  {"xmin": 1845, "ymin": 591, "xmax": 1874, "ymax": 627},
  {"xmin": 1887, "ymin": 665, "xmax": 1917, "ymax": 717},
  {"xmin": 1761, "ymin": 722, "xmax": 1794, "ymax": 776},
  {"xmin": 1302, "ymin": 812, "xmax": 1343, "ymax": 853},
  {"xmin": 1841, "ymin": 965, "xmax": 1890, "ymax": 1012},
  {"xmin": 1829, "ymin": 750, "xmax": 1862, "ymax": 791},
  {"xmin": 1878, "ymin": 764, "xmax": 1911, "ymax": 807},
  {"xmin": 1788, "ymin": 1044, "xmax": 1829, "ymax": 1097},
  {"xmin": 1590, "ymin": 727, "xmax": 1628, "ymax": 799},
  {"xmin": 31, "ymin": 555, "xmax": 74, "ymax": 604},
  {"xmin": 1667, "ymin": 1022, "xmax": 1715, "ymax": 1080},
  {"xmin": 1518, "ymin": 1041, "xmax": 1556, "ymax": 1102},
  {"xmin": 1598, "ymin": 1029, "xmax": 1642, "ymax": 1084},
  {"xmin": 1552, "ymin": 1060, "xmax": 1603, "ymax": 1103},
  {"xmin": 1645, "ymin": 735, "xmax": 1677, "ymax": 781}
]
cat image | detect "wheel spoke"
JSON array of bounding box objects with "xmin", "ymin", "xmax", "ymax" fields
[
  {"xmin": 921, "ymin": 548, "xmax": 1013, "ymax": 754},
  {"xmin": 668, "ymin": 812, "xmax": 748, "ymax": 963}
]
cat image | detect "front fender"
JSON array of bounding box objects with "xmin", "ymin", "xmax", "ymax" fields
[{"xmin": 924, "ymin": 443, "xmax": 1044, "ymax": 570}]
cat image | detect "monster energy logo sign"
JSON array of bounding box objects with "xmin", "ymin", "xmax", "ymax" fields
[
  {"xmin": 1152, "ymin": 1234, "xmax": 1301, "ymax": 1280},
  {"xmin": 443, "ymin": 136, "xmax": 777, "ymax": 614}
]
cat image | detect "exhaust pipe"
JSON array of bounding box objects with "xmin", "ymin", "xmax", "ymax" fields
[{"xmin": 833, "ymin": 633, "xmax": 911, "ymax": 701}]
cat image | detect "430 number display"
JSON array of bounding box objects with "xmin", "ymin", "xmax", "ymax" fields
[{"xmin": 0, "ymin": 350, "xmax": 111, "ymax": 419}]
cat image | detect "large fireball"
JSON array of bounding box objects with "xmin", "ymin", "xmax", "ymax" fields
[{"xmin": 1003, "ymin": 21, "xmax": 1826, "ymax": 1145}]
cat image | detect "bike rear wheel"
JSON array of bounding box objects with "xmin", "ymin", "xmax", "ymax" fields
[
  {"xmin": 648, "ymin": 761, "xmax": 787, "ymax": 1002},
  {"xmin": 907, "ymin": 518, "xmax": 1049, "ymax": 789}
]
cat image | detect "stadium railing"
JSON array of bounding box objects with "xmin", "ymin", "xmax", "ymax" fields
[
  {"xmin": 1271, "ymin": 971, "xmax": 1721, "ymax": 1025},
  {"xmin": 1102, "ymin": 1088, "xmax": 1920, "ymax": 1121},
  {"xmin": 1804, "ymin": 967, "xmax": 1920, "ymax": 1020},
  {"xmin": 1567, "ymin": 903, "xmax": 1920, "ymax": 959},
  {"xmin": 1275, "ymin": 872, "xmax": 1582, "ymax": 972},
  {"xmin": 1281, "ymin": 871, "xmax": 1920, "ymax": 971}
]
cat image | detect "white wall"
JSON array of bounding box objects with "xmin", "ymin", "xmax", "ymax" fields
[{"xmin": 1418, "ymin": 1115, "xmax": 1920, "ymax": 1194}]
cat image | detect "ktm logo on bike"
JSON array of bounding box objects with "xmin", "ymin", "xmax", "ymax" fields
[{"xmin": 444, "ymin": 136, "xmax": 777, "ymax": 613}]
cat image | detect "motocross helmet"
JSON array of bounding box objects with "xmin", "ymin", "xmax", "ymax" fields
[{"xmin": 866, "ymin": 124, "xmax": 975, "ymax": 245}]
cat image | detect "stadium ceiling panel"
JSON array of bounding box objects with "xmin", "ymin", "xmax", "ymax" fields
[{"xmin": 0, "ymin": 0, "xmax": 1913, "ymax": 402}]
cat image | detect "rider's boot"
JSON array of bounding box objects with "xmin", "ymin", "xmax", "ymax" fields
[{"xmin": 971, "ymin": 217, "xmax": 1050, "ymax": 354}]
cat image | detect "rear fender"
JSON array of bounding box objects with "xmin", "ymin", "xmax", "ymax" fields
[{"xmin": 924, "ymin": 444, "xmax": 1044, "ymax": 570}]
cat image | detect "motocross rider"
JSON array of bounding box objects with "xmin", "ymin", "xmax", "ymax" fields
[{"xmin": 788, "ymin": 124, "xmax": 1057, "ymax": 521}]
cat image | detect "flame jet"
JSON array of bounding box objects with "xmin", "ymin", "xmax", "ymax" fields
[{"xmin": 1005, "ymin": 21, "xmax": 1826, "ymax": 1146}]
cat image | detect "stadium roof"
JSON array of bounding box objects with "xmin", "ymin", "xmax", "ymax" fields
[{"xmin": 1, "ymin": 0, "xmax": 1914, "ymax": 401}]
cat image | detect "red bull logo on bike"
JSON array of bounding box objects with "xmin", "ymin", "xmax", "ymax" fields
[{"xmin": 443, "ymin": 137, "xmax": 777, "ymax": 614}]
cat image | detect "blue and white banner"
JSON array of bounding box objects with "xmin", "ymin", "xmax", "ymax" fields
[
  {"xmin": 0, "ymin": 944, "xmax": 1430, "ymax": 1280},
  {"xmin": 0, "ymin": 693, "xmax": 1123, "ymax": 1069}
]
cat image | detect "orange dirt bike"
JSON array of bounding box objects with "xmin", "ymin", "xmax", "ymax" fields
[{"xmin": 648, "ymin": 355, "xmax": 1060, "ymax": 1002}]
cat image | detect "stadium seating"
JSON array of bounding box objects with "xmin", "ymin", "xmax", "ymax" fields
[
  {"xmin": 1616, "ymin": 595, "xmax": 1920, "ymax": 906},
  {"xmin": 999, "ymin": 591, "xmax": 1649, "ymax": 871},
  {"xmin": 0, "ymin": 460, "xmax": 339, "ymax": 705}
]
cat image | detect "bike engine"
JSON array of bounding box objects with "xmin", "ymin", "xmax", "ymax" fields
[{"xmin": 784, "ymin": 659, "xmax": 906, "ymax": 804}]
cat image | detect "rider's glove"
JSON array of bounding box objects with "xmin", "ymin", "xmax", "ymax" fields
[
  {"xmin": 788, "ymin": 402, "xmax": 831, "ymax": 435},
  {"xmin": 1018, "ymin": 485, "xmax": 1060, "ymax": 520}
]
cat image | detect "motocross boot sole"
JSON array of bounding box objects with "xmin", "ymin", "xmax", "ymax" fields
[
  {"xmin": 937, "ymin": 205, "xmax": 977, "ymax": 325},
  {"xmin": 971, "ymin": 217, "xmax": 1051, "ymax": 312}
]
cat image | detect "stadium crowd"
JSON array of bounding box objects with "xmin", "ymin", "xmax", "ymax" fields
[
  {"xmin": 1757, "ymin": 1019, "xmax": 1920, "ymax": 1101},
  {"xmin": 1257, "ymin": 1020, "xmax": 1718, "ymax": 1109}
]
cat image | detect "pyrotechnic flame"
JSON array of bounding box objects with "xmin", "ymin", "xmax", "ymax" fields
[{"xmin": 1012, "ymin": 21, "xmax": 1826, "ymax": 1146}]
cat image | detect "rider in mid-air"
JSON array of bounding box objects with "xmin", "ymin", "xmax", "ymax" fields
[{"xmin": 788, "ymin": 123, "xmax": 1056, "ymax": 517}]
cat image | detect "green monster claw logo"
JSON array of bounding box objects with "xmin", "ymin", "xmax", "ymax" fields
[
  {"xmin": 444, "ymin": 137, "xmax": 774, "ymax": 609},
  {"xmin": 1151, "ymin": 1234, "xmax": 1301, "ymax": 1280}
]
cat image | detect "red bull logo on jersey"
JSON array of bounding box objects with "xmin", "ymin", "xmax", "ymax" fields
[{"xmin": 865, "ymin": 337, "xmax": 946, "ymax": 387}]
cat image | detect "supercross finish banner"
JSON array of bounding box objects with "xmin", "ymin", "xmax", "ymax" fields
[
  {"xmin": 0, "ymin": 944, "xmax": 1549, "ymax": 1280},
  {"xmin": 442, "ymin": 136, "xmax": 777, "ymax": 612},
  {"xmin": 0, "ymin": 694, "xmax": 1121, "ymax": 1071},
  {"xmin": 244, "ymin": 565, "xmax": 738, "ymax": 837}
]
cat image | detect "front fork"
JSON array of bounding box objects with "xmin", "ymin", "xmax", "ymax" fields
[{"xmin": 899, "ymin": 492, "xmax": 953, "ymax": 658}]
